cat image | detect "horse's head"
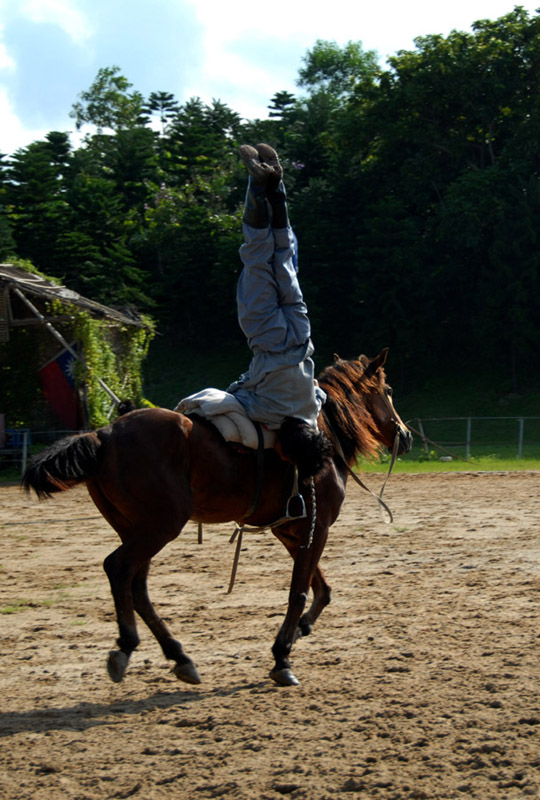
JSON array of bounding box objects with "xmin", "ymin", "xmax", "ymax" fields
[{"xmin": 358, "ymin": 348, "xmax": 412, "ymax": 456}]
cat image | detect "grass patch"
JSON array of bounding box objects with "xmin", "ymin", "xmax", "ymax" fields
[
  {"xmin": 0, "ymin": 467, "xmax": 21, "ymax": 485},
  {"xmin": 0, "ymin": 591, "xmax": 70, "ymax": 614},
  {"xmin": 0, "ymin": 600, "xmax": 31, "ymax": 614},
  {"xmin": 359, "ymin": 454, "xmax": 540, "ymax": 474}
]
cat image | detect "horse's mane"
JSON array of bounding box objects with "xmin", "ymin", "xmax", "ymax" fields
[{"xmin": 318, "ymin": 357, "xmax": 384, "ymax": 464}]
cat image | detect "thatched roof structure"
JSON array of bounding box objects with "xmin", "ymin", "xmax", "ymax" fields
[{"xmin": 0, "ymin": 264, "xmax": 147, "ymax": 340}]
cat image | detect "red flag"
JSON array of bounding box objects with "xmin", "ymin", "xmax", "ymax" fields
[{"xmin": 39, "ymin": 346, "xmax": 82, "ymax": 429}]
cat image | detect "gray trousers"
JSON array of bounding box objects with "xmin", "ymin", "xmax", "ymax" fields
[{"xmin": 227, "ymin": 223, "xmax": 325, "ymax": 429}]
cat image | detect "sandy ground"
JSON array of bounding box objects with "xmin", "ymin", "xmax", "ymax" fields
[{"xmin": 0, "ymin": 471, "xmax": 539, "ymax": 800}]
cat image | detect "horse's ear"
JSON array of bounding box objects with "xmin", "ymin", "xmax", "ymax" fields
[
  {"xmin": 333, "ymin": 353, "xmax": 341, "ymax": 363},
  {"xmin": 364, "ymin": 347, "xmax": 389, "ymax": 376}
]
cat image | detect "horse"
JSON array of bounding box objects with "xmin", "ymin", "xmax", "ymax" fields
[{"xmin": 22, "ymin": 347, "xmax": 412, "ymax": 687}]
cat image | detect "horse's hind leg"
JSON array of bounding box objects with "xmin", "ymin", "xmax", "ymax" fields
[
  {"xmin": 132, "ymin": 562, "xmax": 201, "ymax": 685},
  {"xmin": 89, "ymin": 477, "xmax": 196, "ymax": 684},
  {"xmin": 103, "ymin": 540, "xmax": 151, "ymax": 682}
]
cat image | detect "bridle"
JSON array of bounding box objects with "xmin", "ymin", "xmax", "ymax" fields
[
  {"xmin": 321, "ymin": 379, "xmax": 405, "ymax": 524},
  {"xmin": 326, "ymin": 418, "xmax": 399, "ymax": 524}
]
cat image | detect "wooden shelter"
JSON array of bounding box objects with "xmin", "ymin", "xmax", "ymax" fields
[{"xmin": 0, "ymin": 263, "xmax": 150, "ymax": 436}]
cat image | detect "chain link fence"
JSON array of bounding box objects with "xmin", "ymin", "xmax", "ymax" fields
[
  {"xmin": 409, "ymin": 417, "xmax": 540, "ymax": 460},
  {"xmin": 0, "ymin": 428, "xmax": 78, "ymax": 476},
  {"xmin": 2, "ymin": 418, "xmax": 540, "ymax": 476}
]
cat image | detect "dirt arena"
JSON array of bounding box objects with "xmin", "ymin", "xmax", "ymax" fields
[{"xmin": 1, "ymin": 471, "xmax": 539, "ymax": 799}]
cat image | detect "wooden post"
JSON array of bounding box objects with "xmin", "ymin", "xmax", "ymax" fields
[
  {"xmin": 517, "ymin": 417, "xmax": 524, "ymax": 459},
  {"xmin": 417, "ymin": 419, "xmax": 429, "ymax": 454},
  {"xmin": 21, "ymin": 430, "xmax": 29, "ymax": 475},
  {"xmin": 465, "ymin": 417, "xmax": 472, "ymax": 460}
]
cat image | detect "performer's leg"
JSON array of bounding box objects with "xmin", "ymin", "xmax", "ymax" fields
[
  {"xmin": 239, "ymin": 145, "xmax": 271, "ymax": 230},
  {"xmin": 254, "ymin": 144, "xmax": 312, "ymax": 340},
  {"xmin": 236, "ymin": 145, "xmax": 288, "ymax": 352}
]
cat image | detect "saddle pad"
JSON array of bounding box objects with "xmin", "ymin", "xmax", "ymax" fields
[{"xmin": 174, "ymin": 388, "xmax": 276, "ymax": 450}]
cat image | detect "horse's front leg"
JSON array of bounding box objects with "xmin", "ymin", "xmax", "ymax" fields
[
  {"xmin": 298, "ymin": 564, "xmax": 331, "ymax": 638},
  {"xmin": 270, "ymin": 521, "xmax": 329, "ymax": 687},
  {"xmin": 271, "ymin": 534, "xmax": 332, "ymax": 640}
]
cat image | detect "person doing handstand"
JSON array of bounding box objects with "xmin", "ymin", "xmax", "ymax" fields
[{"xmin": 227, "ymin": 144, "xmax": 329, "ymax": 475}]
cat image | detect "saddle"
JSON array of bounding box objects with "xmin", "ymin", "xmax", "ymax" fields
[{"xmin": 174, "ymin": 388, "xmax": 276, "ymax": 450}]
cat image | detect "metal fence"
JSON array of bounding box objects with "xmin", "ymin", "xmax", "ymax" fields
[
  {"xmin": 0, "ymin": 428, "xmax": 81, "ymax": 476},
  {"xmin": 410, "ymin": 417, "xmax": 540, "ymax": 460},
  {"xmin": 2, "ymin": 418, "xmax": 540, "ymax": 476}
]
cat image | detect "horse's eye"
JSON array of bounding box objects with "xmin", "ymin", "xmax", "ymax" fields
[{"xmin": 385, "ymin": 387, "xmax": 393, "ymax": 397}]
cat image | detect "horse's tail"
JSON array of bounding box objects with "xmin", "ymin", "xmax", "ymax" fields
[{"xmin": 22, "ymin": 432, "xmax": 102, "ymax": 499}]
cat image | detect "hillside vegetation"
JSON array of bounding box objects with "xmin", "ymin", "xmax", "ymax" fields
[{"xmin": 2, "ymin": 8, "xmax": 540, "ymax": 422}]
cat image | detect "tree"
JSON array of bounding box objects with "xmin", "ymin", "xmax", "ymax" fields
[
  {"xmin": 142, "ymin": 180, "xmax": 239, "ymax": 339},
  {"xmin": 70, "ymin": 66, "xmax": 147, "ymax": 133},
  {"xmin": 268, "ymin": 91, "xmax": 296, "ymax": 119},
  {"xmin": 166, "ymin": 97, "xmax": 241, "ymax": 182},
  {"xmin": 56, "ymin": 170, "xmax": 148, "ymax": 306},
  {"xmin": 0, "ymin": 154, "xmax": 15, "ymax": 259},
  {"xmin": 297, "ymin": 39, "xmax": 380, "ymax": 99},
  {"xmin": 4, "ymin": 134, "xmax": 72, "ymax": 268},
  {"xmin": 143, "ymin": 91, "xmax": 180, "ymax": 136}
]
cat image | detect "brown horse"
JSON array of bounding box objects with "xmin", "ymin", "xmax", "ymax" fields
[{"xmin": 23, "ymin": 348, "xmax": 412, "ymax": 687}]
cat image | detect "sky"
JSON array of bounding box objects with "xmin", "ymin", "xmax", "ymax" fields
[{"xmin": 0, "ymin": 0, "xmax": 539, "ymax": 157}]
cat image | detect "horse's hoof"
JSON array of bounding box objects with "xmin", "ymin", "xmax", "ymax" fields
[
  {"xmin": 270, "ymin": 668, "xmax": 300, "ymax": 687},
  {"xmin": 107, "ymin": 650, "xmax": 129, "ymax": 683},
  {"xmin": 173, "ymin": 661, "xmax": 202, "ymax": 685}
]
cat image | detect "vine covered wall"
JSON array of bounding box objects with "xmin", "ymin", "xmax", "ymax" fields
[
  {"xmin": 68, "ymin": 306, "xmax": 155, "ymax": 427},
  {"xmin": 1, "ymin": 293, "xmax": 155, "ymax": 431}
]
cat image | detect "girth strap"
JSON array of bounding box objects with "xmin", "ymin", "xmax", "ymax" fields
[
  {"xmin": 196, "ymin": 421, "xmax": 265, "ymax": 547},
  {"xmin": 227, "ymin": 463, "xmax": 310, "ymax": 593},
  {"xmin": 240, "ymin": 421, "xmax": 265, "ymax": 521}
]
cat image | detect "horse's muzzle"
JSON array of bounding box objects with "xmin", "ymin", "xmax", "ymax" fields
[{"xmin": 396, "ymin": 426, "xmax": 413, "ymax": 455}]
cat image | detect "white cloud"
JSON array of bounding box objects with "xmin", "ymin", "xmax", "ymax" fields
[
  {"xmin": 17, "ymin": 0, "xmax": 93, "ymax": 44},
  {"xmin": 1, "ymin": 0, "xmax": 540, "ymax": 154},
  {"xmin": 0, "ymin": 87, "xmax": 49, "ymax": 154},
  {"xmin": 181, "ymin": 0, "xmax": 540, "ymax": 119},
  {"xmin": 0, "ymin": 40, "xmax": 15, "ymax": 71}
]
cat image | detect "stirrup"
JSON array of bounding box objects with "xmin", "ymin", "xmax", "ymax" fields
[
  {"xmin": 285, "ymin": 491, "xmax": 306, "ymax": 520},
  {"xmin": 284, "ymin": 465, "xmax": 306, "ymax": 520}
]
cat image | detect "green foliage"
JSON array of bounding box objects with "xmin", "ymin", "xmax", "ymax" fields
[
  {"xmin": 4, "ymin": 9, "xmax": 540, "ymax": 413},
  {"xmin": 66, "ymin": 305, "xmax": 155, "ymax": 427},
  {"xmin": 70, "ymin": 66, "xmax": 147, "ymax": 132},
  {"xmin": 297, "ymin": 39, "xmax": 380, "ymax": 98},
  {"xmin": 0, "ymin": 155, "xmax": 15, "ymax": 259}
]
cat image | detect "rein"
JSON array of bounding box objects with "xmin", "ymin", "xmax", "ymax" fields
[
  {"xmin": 323, "ymin": 410, "xmax": 399, "ymax": 524},
  {"xmin": 227, "ymin": 465, "xmax": 313, "ymax": 593}
]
